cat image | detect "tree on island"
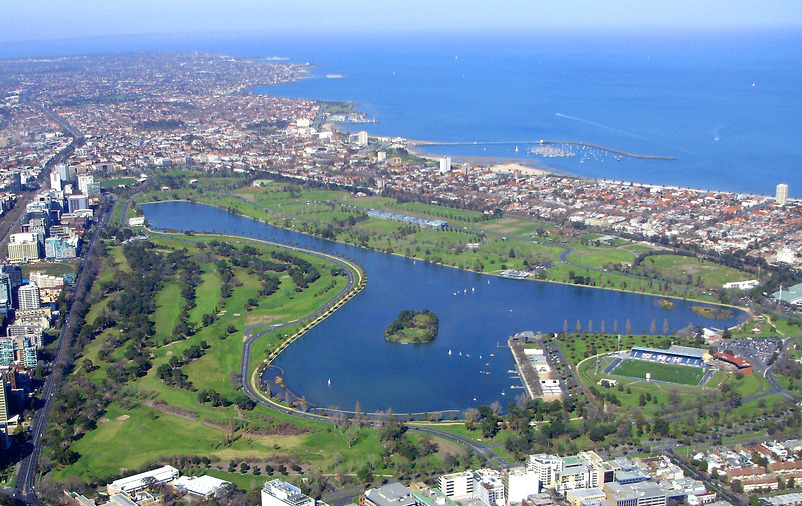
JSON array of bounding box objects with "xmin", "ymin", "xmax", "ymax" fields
[{"xmin": 385, "ymin": 309, "xmax": 439, "ymax": 344}]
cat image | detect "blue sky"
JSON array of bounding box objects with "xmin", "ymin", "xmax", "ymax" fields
[{"xmin": 4, "ymin": 0, "xmax": 802, "ymax": 43}]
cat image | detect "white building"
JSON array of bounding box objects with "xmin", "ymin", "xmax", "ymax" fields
[
  {"xmin": 7, "ymin": 233, "xmax": 41, "ymax": 263},
  {"xmin": 475, "ymin": 469, "xmax": 506, "ymax": 506},
  {"xmin": 77, "ymin": 174, "xmax": 94, "ymax": 195},
  {"xmin": 172, "ymin": 475, "xmax": 230, "ymax": 499},
  {"xmin": 527, "ymin": 454, "xmax": 563, "ymax": 489},
  {"xmin": 29, "ymin": 271, "xmax": 64, "ymax": 289},
  {"xmin": 722, "ymin": 280, "xmax": 759, "ymax": 290},
  {"xmin": 439, "ymin": 471, "xmax": 475, "ymax": 500},
  {"xmin": 49, "ymin": 172, "xmax": 62, "ymax": 191},
  {"xmin": 503, "ymin": 467, "xmax": 539, "ymax": 505},
  {"xmin": 18, "ymin": 284, "xmax": 41, "ymax": 311},
  {"xmin": 776, "ymin": 183, "xmax": 789, "ymax": 205},
  {"xmin": 107, "ymin": 465, "xmax": 179, "ymax": 495},
  {"xmin": 261, "ymin": 479, "xmax": 315, "ymax": 506},
  {"xmin": 439, "ymin": 157, "xmax": 452, "ymax": 174},
  {"xmin": 357, "ymin": 131, "xmax": 369, "ymax": 146}
]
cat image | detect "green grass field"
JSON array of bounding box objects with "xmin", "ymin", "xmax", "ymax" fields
[
  {"xmin": 612, "ymin": 358, "xmax": 706, "ymax": 386},
  {"xmin": 22, "ymin": 262, "xmax": 77, "ymax": 278},
  {"xmin": 636, "ymin": 254, "xmax": 751, "ymax": 289},
  {"xmin": 152, "ymin": 281, "xmax": 184, "ymax": 341},
  {"xmin": 99, "ymin": 177, "xmax": 138, "ymax": 188}
]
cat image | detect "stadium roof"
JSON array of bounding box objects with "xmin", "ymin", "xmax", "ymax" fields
[
  {"xmin": 631, "ymin": 345, "xmax": 707, "ymax": 359},
  {"xmin": 771, "ymin": 283, "xmax": 802, "ymax": 305},
  {"xmin": 666, "ymin": 345, "xmax": 708, "ymax": 359}
]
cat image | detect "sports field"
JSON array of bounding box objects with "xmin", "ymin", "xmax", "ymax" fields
[{"xmin": 612, "ymin": 358, "xmax": 705, "ymax": 386}]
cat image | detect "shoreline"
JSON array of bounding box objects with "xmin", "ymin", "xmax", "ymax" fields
[
  {"xmin": 139, "ymin": 198, "xmax": 752, "ymax": 327},
  {"xmin": 253, "ymin": 77, "xmax": 792, "ymax": 201}
]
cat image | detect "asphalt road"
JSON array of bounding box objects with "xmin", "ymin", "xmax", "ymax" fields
[
  {"xmin": 228, "ymin": 236, "xmax": 514, "ymax": 470},
  {"xmin": 10, "ymin": 195, "xmax": 114, "ymax": 505}
]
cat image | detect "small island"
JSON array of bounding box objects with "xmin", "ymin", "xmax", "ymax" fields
[
  {"xmin": 657, "ymin": 299, "xmax": 675, "ymax": 310},
  {"xmin": 385, "ymin": 309, "xmax": 439, "ymax": 344},
  {"xmin": 691, "ymin": 305, "xmax": 734, "ymax": 319}
]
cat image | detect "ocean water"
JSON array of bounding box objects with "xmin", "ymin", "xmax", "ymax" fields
[
  {"xmin": 258, "ymin": 31, "xmax": 802, "ymax": 196},
  {"xmin": 4, "ymin": 30, "xmax": 801, "ymax": 195}
]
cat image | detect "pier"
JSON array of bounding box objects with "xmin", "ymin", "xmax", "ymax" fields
[
  {"xmin": 409, "ymin": 139, "xmax": 676, "ymax": 161},
  {"xmin": 508, "ymin": 337, "xmax": 541, "ymax": 400}
]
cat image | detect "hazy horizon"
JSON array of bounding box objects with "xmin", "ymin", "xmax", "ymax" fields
[{"xmin": 4, "ymin": 0, "xmax": 802, "ymax": 45}]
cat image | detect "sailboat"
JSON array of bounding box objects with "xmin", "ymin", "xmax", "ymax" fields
[
  {"xmin": 327, "ymin": 378, "xmax": 331, "ymax": 387},
  {"xmin": 448, "ymin": 349, "xmax": 452, "ymax": 356}
]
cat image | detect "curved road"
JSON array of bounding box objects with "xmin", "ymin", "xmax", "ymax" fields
[{"xmin": 223, "ymin": 236, "xmax": 513, "ymax": 469}]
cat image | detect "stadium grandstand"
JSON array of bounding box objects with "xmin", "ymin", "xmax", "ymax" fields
[
  {"xmin": 629, "ymin": 345, "xmax": 709, "ymax": 367},
  {"xmin": 714, "ymin": 351, "xmax": 753, "ymax": 375}
]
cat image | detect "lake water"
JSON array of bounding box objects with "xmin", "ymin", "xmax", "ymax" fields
[{"xmin": 143, "ymin": 201, "xmax": 745, "ymax": 413}]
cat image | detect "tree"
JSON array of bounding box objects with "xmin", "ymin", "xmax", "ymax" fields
[
  {"xmin": 53, "ymin": 445, "xmax": 80, "ymax": 465},
  {"xmin": 652, "ymin": 417, "xmax": 670, "ymax": 437},
  {"xmin": 731, "ymin": 480, "xmax": 744, "ymax": 494},
  {"xmin": 357, "ymin": 463, "xmax": 373, "ymax": 483}
]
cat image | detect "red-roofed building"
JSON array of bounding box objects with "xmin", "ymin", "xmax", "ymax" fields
[{"xmin": 715, "ymin": 352, "xmax": 753, "ymax": 375}]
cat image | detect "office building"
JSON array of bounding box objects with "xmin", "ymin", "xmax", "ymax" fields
[
  {"xmin": 504, "ymin": 467, "xmax": 540, "ymax": 505},
  {"xmin": 357, "ymin": 131, "xmax": 369, "ymax": 146},
  {"xmin": 440, "ymin": 157, "xmax": 452, "ymax": 174},
  {"xmin": 67, "ymin": 194, "xmax": 89, "ymax": 213},
  {"xmin": 413, "ymin": 489, "xmax": 459, "ymax": 506},
  {"xmin": 28, "ymin": 271, "xmax": 63, "ymax": 289},
  {"xmin": 1, "ymin": 265, "xmax": 22, "ymax": 289},
  {"xmin": 439, "ymin": 471, "xmax": 475, "ymax": 500},
  {"xmin": 362, "ymin": 483, "xmax": 416, "ymax": 506},
  {"xmin": 50, "ymin": 172, "xmax": 62, "ymax": 191},
  {"xmin": 45, "ymin": 237, "xmax": 79, "ymax": 259},
  {"xmin": 566, "ymin": 489, "xmax": 606, "ymax": 506},
  {"xmin": 54, "ymin": 164, "xmax": 72, "ymax": 185},
  {"xmin": 262, "ymin": 479, "xmax": 316, "ymax": 506},
  {"xmin": 527, "ymin": 454, "xmax": 563, "ymax": 489},
  {"xmin": 475, "ymin": 469, "xmax": 506, "ymax": 506},
  {"xmin": 776, "ymin": 183, "xmax": 789, "ymax": 206},
  {"xmin": 7, "ymin": 233, "xmax": 41, "ymax": 263},
  {"xmin": 18, "ymin": 283, "xmax": 41, "ymax": 311},
  {"xmin": 10, "ymin": 172, "xmax": 21, "ymax": 195},
  {"xmin": 0, "ymin": 336, "xmax": 37, "ymax": 369},
  {"xmin": 0, "ymin": 274, "xmax": 11, "ymax": 321},
  {"xmin": 0, "ymin": 379, "xmax": 8, "ymax": 424},
  {"xmin": 604, "ymin": 482, "xmax": 668, "ymax": 506},
  {"xmin": 77, "ymin": 174, "xmax": 94, "ymax": 195},
  {"xmin": 7, "ymin": 326, "xmax": 44, "ymax": 348}
]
